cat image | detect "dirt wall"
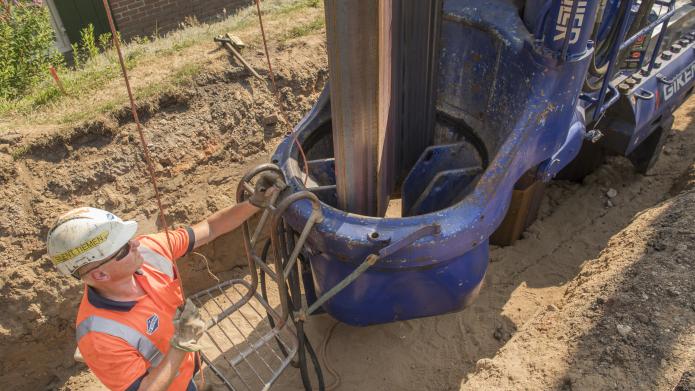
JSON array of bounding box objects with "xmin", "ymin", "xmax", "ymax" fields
[{"xmin": 465, "ymin": 187, "xmax": 695, "ymax": 390}]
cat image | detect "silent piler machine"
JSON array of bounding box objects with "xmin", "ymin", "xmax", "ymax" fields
[{"xmin": 190, "ymin": 1, "xmax": 695, "ymax": 389}]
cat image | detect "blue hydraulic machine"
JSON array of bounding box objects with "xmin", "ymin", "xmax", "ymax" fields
[
  {"xmin": 196, "ymin": 1, "xmax": 695, "ymax": 390},
  {"xmin": 270, "ymin": 0, "xmax": 694, "ymax": 325}
]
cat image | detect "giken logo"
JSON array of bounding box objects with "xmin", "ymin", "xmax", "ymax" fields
[
  {"xmin": 554, "ymin": 0, "xmax": 588, "ymax": 45},
  {"xmin": 664, "ymin": 62, "xmax": 695, "ymax": 101}
]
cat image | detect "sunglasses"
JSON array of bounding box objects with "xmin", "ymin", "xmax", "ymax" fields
[{"xmin": 74, "ymin": 242, "xmax": 132, "ymax": 279}]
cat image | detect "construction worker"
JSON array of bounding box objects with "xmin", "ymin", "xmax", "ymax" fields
[{"xmin": 46, "ymin": 173, "xmax": 281, "ymax": 391}]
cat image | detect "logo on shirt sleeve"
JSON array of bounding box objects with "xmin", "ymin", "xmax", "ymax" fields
[{"xmin": 146, "ymin": 314, "xmax": 159, "ymax": 335}]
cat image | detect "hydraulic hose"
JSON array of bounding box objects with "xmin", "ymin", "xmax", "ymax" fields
[
  {"xmin": 259, "ymin": 234, "xmax": 325, "ymax": 391},
  {"xmin": 259, "ymin": 239, "xmax": 291, "ymax": 358},
  {"xmin": 281, "ymin": 223, "xmax": 325, "ymax": 391}
]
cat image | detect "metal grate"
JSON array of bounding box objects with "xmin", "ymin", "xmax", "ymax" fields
[{"xmin": 190, "ymin": 279, "xmax": 298, "ymax": 391}]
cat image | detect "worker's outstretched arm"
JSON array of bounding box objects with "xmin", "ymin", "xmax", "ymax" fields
[
  {"xmin": 190, "ymin": 201, "xmax": 259, "ymax": 249},
  {"xmin": 191, "ymin": 173, "xmax": 282, "ymax": 248}
]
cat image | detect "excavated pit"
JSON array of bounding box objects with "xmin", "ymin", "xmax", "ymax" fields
[{"xmin": 1, "ymin": 32, "xmax": 694, "ymax": 391}]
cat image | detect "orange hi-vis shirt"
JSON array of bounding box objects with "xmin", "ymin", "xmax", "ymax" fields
[{"xmin": 75, "ymin": 227, "xmax": 197, "ymax": 391}]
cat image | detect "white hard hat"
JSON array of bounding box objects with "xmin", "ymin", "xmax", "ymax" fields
[{"xmin": 47, "ymin": 207, "xmax": 138, "ymax": 277}]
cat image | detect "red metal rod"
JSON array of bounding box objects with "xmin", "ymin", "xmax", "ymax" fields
[
  {"xmin": 101, "ymin": 0, "xmax": 179, "ymax": 287},
  {"xmin": 49, "ymin": 65, "xmax": 67, "ymax": 95},
  {"xmin": 253, "ymin": 0, "xmax": 310, "ymax": 185}
]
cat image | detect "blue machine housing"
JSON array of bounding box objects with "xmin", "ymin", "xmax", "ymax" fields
[
  {"xmin": 271, "ymin": 0, "xmax": 598, "ymax": 326},
  {"xmin": 270, "ymin": 0, "xmax": 694, "ymax": 326}
]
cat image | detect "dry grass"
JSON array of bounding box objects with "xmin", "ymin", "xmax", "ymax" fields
[{"xmin": 0, "ymin": 0, "xmax": 324, "ymax": 134}]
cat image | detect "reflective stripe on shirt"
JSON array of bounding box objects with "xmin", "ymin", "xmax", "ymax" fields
[
  {"xmin": 76, "ymin": 315, "xmax": 164, "ymax": 367},
  {"xmin": 139, "ymin": 246, "xmax": 175, "ymax": 279}
]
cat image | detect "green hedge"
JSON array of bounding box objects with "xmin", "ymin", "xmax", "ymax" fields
[{"xmin": 0, "ymin": 1, "xmax": 62, "ymax": 100}]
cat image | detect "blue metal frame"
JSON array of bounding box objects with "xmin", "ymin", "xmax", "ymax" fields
[
  {"xmin": 599, "ymin": 35, "xmax": 695, "ymax": 156},
  {"xmin": 585, "ymin": 0, "xmax": 695, "ymax": 160},
  {"xmin": 590, "ymin": 0, "xmax": 677, "ymax": 120}
]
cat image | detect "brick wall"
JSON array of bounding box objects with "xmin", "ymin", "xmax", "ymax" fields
[{"xmin": 109, "ymin": 0, "xmax": 251, "ymax": 40}]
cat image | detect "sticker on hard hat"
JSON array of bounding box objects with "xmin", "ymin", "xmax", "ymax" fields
[
  {"xmin": 146, "ymin": 314, "xmax": 159, "ymax": 335},
  {"xmin": 52, "ymin": 231, "xmax": 109, "ymax": 264}
]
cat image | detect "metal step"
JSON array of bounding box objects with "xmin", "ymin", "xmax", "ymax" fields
[{"xmin": 190, "ymin": 280, "xmax": 298, "ymax": 391}]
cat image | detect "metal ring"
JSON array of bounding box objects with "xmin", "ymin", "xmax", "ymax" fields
[
  {"xmin": 633, "ymin": 89, "xmax": 655, "ymax": 100},
  {"xmin": 656, "ymin": 73, "xmax": 675, "ymax": 85}
]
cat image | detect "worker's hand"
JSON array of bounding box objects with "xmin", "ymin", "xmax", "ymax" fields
[
  {"xmin": 249, "ymin": 172, "xmax": 285, "ymax": 208},
  {"xmin": 170, "ymin": 299, "xmax": 206, "ymax": 352}
]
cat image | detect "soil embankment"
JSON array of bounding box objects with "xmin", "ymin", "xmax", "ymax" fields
[
  {"xmin": 0, "ymin": 36, "xmax": 327, "ymax": 390},
  {"xmin": 465, "ymin": 169, "xmax": 695, "ymax": 390}
]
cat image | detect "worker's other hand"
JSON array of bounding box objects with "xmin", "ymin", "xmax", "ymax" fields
[
  {"xmin": 170, "ymin": 299, "xmax": 206, "ymax": 352},
  {"xmin": 249, "ymin": 172, "xmax": 285, "ymax": 208}
]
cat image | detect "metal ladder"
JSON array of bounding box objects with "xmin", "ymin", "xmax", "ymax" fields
[
  {"xmin": 188, "ymin": 163, "xmax": 305, "ymax": 391},
  {"xmin": 190, "ymin": 163, "xmax": 441, "ymax": 390}
]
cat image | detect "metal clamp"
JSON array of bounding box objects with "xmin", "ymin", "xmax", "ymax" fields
[
  {"xmin": 584, "ymin": 129, "xmax": 604, "ymax": 143},
  {"xmin": 267, "ymin": 191, "xmax": 324, "ymax": 322}
]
